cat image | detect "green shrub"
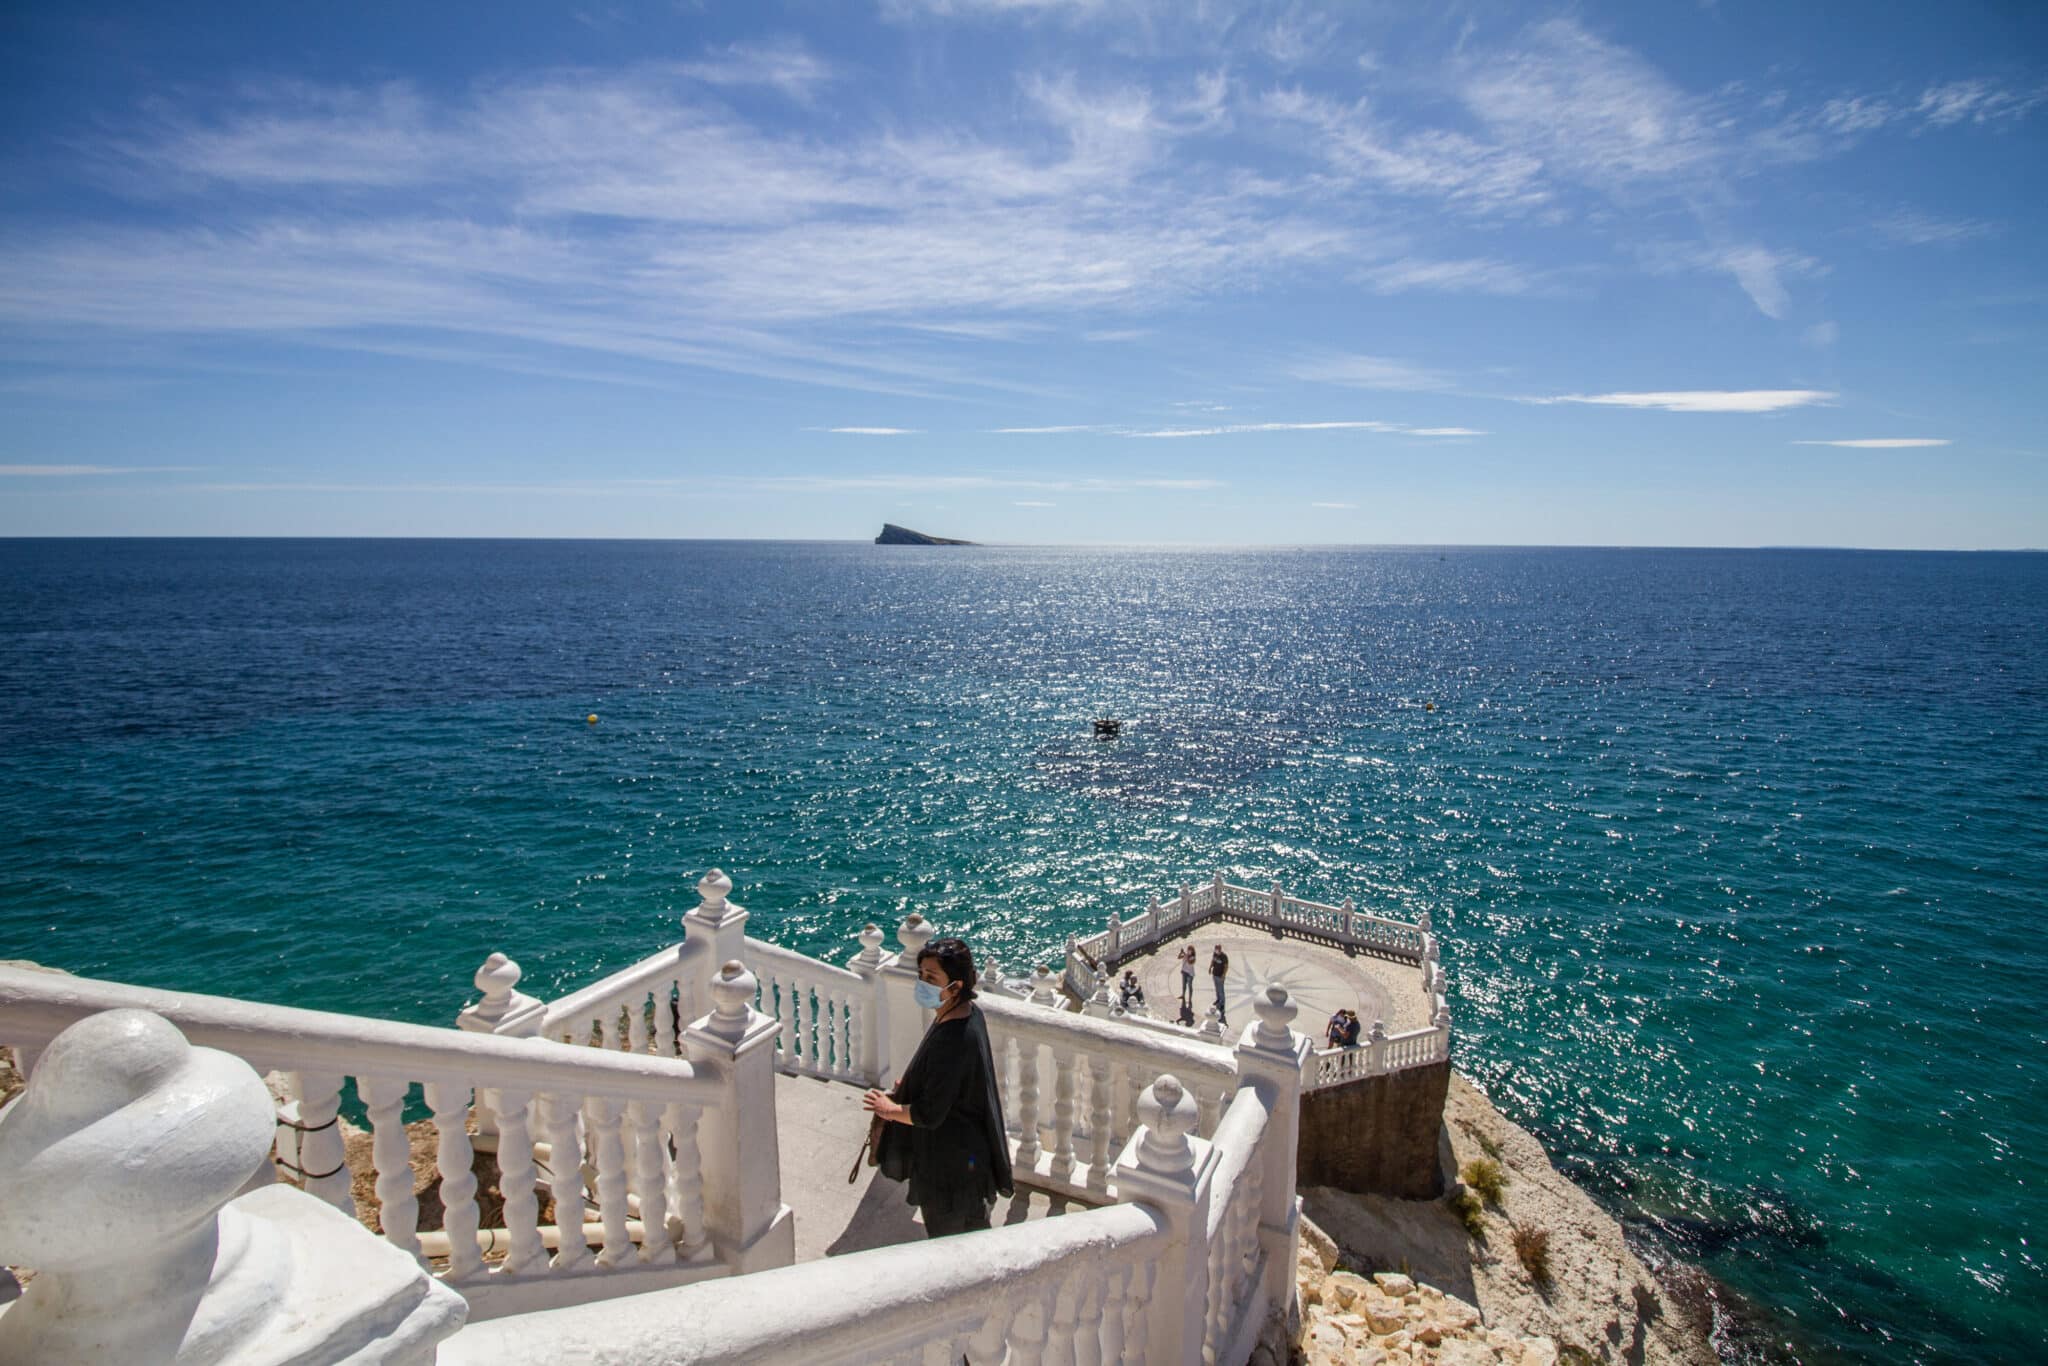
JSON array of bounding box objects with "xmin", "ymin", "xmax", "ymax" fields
[
  {"xmin": 1476, "ymin": 1132, "xmax": 1503, "ymax": 1161},
  {"xmin": 1446, "ymin": 1188, "xmax": 1486, "ymax": 1239},
  {"xmin": 1558, "ymin": 1346, "xmax": 1598, "ymax": 1366},
  {"xmin": 1460, "ymin": 1157, "xmax": 1508, "ymax": 1205},
  {"xmin": 1511, "ymin": 1224, "xmax": 1552, "ymax": 1284}
]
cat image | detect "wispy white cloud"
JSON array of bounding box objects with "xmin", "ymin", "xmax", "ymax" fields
[
  {"xmin": 1914, "ymin": 79, "xmax": 2046, "ymax": 127},
  {"xmin": 1357, "ymin": 257, "xmax": 1544, "ymax": 296},
  {"xmin": 1792, "ymin": 438, "xmax": 1950, "ymax": 448},
  {"xmin": 1639, "ymin": 242, "xmax": 1821, "ymax": 319},
  {"xmin": 1127, "ymin": 420, "xmax": 1399, "ymax": 438},
  {"xmin": 824, "ymin": 426, "xmax": 922, "ymax": 435},
  {"xmin": 991, "ymin": 424, "xmax": 1113, "ymax": 434},
  {"xmin": 1013, "ymin": 499, "xmax": 1057, "ymax": 507},
  {"xmin": 677, "ymin": 39, "xmax": 836, "ymax": 101},
  {"xmin": 1530, "ymin": 389, "xmax": 1834, "ymax": 413},
  {"xmin": 1873, "ymin": 210, "xmax": 2000, "ymax": 246},
  {"xmin": 1408, "ymin": 427, "xmax": 1486, "ymax": 437},
  {"xmin": 1292, "ymin": 353, "xmax": 1451, "ymax": 392},
  {"xmin": 1311, "ymin": 500, "xmax": 1355, "ymax": 509}
]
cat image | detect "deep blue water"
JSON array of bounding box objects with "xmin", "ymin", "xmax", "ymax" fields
[{"xmin": 1, "ymin": 539, "xmax": 2043, "ymax": 1362}]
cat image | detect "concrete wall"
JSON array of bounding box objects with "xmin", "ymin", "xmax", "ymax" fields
[{"xmin": 1296, "ymin": 1059, "xmax": 1450, "ymax": 1200}]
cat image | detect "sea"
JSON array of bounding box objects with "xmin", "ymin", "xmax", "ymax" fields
[{"xmin": 0, "ymin": 538, "xmax": 2042, "ymax": 1363}]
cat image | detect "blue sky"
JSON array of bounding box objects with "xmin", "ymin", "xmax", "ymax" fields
[{"xmin": 2, "ymin": 1, "xmax": 2043, "ymax": 546}]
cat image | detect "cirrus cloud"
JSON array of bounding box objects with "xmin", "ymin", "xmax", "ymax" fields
[{"xmin": 1529, "ymin": 389, "xmax": 1834, "ymax": 413}]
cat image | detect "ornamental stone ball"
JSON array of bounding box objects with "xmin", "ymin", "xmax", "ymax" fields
[
  {"xmin": 897, "ymin": 912, "xmax": 935, "ymax": 957},
  {"xmin": 0, "ymin": 1008, "xmax": 274, "ymax": 1274},
  {"xmin": 1134, "ymin": 1074, "xmax": 1198, "ymax": 1175},
  {"xmin": 1252, "ymin": 983, "xmax": 1298, "ymax": 1050},
  {"xmin": 697, "ymin": 869, "xmax": 734, "ymax": 909}
]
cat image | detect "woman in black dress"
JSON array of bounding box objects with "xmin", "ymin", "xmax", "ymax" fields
[{"xmin": 861, "ymin": 937, "xmax": 1015, "ymax": 1237}]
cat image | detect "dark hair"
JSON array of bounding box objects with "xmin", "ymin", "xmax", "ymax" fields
[{"xmin": 916, "ymin": 936, "xmax": 978, "ymax": 1004}]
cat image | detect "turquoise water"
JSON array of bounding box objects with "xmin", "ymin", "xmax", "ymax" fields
[{"xmin": 1, "ymin": 539, "xmax": 2042, "ymax": 1362}]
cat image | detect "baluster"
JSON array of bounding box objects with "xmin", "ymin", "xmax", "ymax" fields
[
  {"xmin": 1008, "ymin": 1283, "xmax": 1053, "ymax": 1366},
  {"xmin": 1049, "ymin": 1052, "xmax": 1077, "ymax": 1183},
  {"xmin": 540, "ymin": 1090, "xmax": 590, "ymax": 1270},
  {"xmin": 838, "ymin": 992, "xmax": 856, "ymax": 1079},
  {"xmin": 586, "ymin": 1097, "xmax": 632, "ymax": 1267},
  {"xmin": 493, "ymin": 1087, "xmax": 545, "ymax": 1274},
  {"xmin": 1206, "ymin": 1217, "xmax": 1227, "ymax": 1358},
  {"xmin": 359, "ymin": 1076, "xmax": 421, "ymax": 1261},
  {"xmin": 629, "ymin": 995, "xmax": 652, "ymax": 1055},
  {"xmin": 656, "ymin": 980, "xmax": 680, "ymax": 1057},
  {"xmin": 1086, "ymin": 1054, "xmax": 1113, "ymax": 1197},
  {"xmin": 1072, "ymin": 1271, "xmax": 1106, "ymax": 1366},
  {"xmin": 1194, "ymin": 1083, "xmax": 1222, "ymax": 1140},
  {"xmin": 995, "ymin": 1036, "xmax": 1015, "ymax": 1129},
  {"xmin": 1097, "ymin": 1265, "xmax": 1128, "ymax": 1365},
  {"xmin": 626, "ymin": 1099, "xmax": 674, "ymax": 1264},
  {"xmin": 587, "ymin": 1011, "xmax": 606, "ymax": 1050},
  {"xmin": 1123, "ymin": 1261, "xmax": 1151, "ymax": 1358},
  {"xmin": 1014, "ymin": 1042, "xmax": 1042, "ymax": 1169},
  {"xmin": 666, "ymin": 1099, "xmax": 707, "ymax": 1253},
  {"xmin": 1044, "ymin": 1268, "xmax": 1081, "ymax": 1366},
  {"xmin": 847, "ymin": 989, "xmax": 866, "ymax": 1085},
  {"xmin": 424, "ymin": 1080, "xmax": 483, "ymax": 1282},
  {"xmin": 1123, "ymin": 1067, "xmax": 1145, "ymax": 1155},
  {"xmin": 290, "ymin": 1070, "xmax": 352, "ymax": 1214},
  {"xmin": 792, "ymin": 979, "xmax": 810, "ymax": 1071}
]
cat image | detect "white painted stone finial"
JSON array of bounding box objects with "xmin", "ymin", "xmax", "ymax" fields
[
  {"xmin": 0, "ymin": 1009, "xmax": 273, "ymax": 1274},
  {"xmin": 1251, "ymin": 984, "xmax": 1297, "ymax": 1051},
  {"xmin": 850, "ymin": 922, "xmax": 886, "ymax": 973},
  {"xmin": 1200, "ymin": 1005, "xmax": 1224, "ymax": 1040},
  {"xmin": 1134, "ymin": 1075, "xmax": 1198, "ymax": 1175},
  {"xmin": 706, "ymin": 960, "xmax": 758, "ymax": 1039},
  {"xmin": 897, "ymin": 912, "xmax": 935, "ymax": 957},
  {"xmin": 1435, "ymin": 1003, "xmax": 1452, "ymax": 1031},
  {"xmin": 697, "ymin": 868, "xmax": 733, "ymax": 910},
  {"xmin": 1028, "ymin": 965, "xmax": 1057, "ymax": 1007},
  {"xmin": 1370, "ymin": 1018, "xmax": 1388, "ymax": 1045}
]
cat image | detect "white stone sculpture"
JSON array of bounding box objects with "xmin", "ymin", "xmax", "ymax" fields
[{"xmin": 0, "ymin": 1008, "xmax": 465, "ymax": 1365}]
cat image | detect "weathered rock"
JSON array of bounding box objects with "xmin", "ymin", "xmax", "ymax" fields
[
  {"xmin": 1324, "ymin": 1270, "xmax": 1371, "ymax": 1310},
  {"xmin": 1376, "ymin": 1271, "xmax": 1417, "ymax": 1297}
]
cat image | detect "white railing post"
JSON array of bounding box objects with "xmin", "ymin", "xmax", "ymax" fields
[
  {"xmin": 682, "ymin": 960, "xmax": 795, "ymax": 1275},
  {"xmin": 1269, "ymin": 882, "xmax": 1284, "ymax": 927},
  {"xmin": 1113, "ymin": 1075, "xmax": 1216, "ymax": 1366},
  {"xmin": 1179, "ymin": 883, "xmax": 1193, "ymax": 924},
  {"xmin": 847, "ymin": 922, "xmax": 888, "ymax": 1086},
  {"xmin": 1212, "ymin": 870, "xmax": 1226, "ymax": 912},
  {"xmin": 1106, "ymin": 912, "xmax": 1121, "ymax": 961},
  {"xmin": 1147, "ymin": 896, "xmax": 1161, "ymax": 944},
  {"xmin": 458, "ymin": 951, "xmax": 544, "ymax": 1151},
  {"xmin": 1342, "ymin": 897, "xmax": 1355, "ymax": 942},
  {"xmin": 1234, "ymin": 985, "xmax": 1313, "ymax": 1310},
  {"xmin": 1368, "ymin": 1018, "xmax": 1388, "ymax": 1073},
  {"xmin": 1028, "ymin": 963, "xmax": 1059, "ymax": 1008},
  {"xmin": 881, "ymin": 913, "xmax": 936, "ymax": 1089},
  {"xmin": 680, "ymin": 869, "xmax": 747, "ymax": 1020},
  {"xmin": 0, "ymin": 1009, "xmax": 465, "ymax": 1363}
]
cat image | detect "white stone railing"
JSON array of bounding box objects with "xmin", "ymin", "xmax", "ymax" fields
[
  {"xmin": 1077, "ymin": 871, "xmax": 1433, "ymax": 973},
  {"xmin": 0, "ymin": 958, "xmax": 787, "ymax": 1323},
  {"xmin": 747, "ymin": 935, "xmax": 873, "ymax": 1085},
  {"xmin": 1057, "ymin": 872, "xmax": 1454, "ymax": 1093},
  {"xmin": 442, "ymin": 1199, "xmax": 1173, "ymax": 1364},
  {"xmin": 982, "ymin": 991, "xmax": 1240, "ymax": 1203},
  {"xmin": 535, "ymin": 944, "xmax": 700, "ymax": 1057},
  {"xmin": 1202, "ymin": 1087, "xmax": 1273, "ymax": 1366}
]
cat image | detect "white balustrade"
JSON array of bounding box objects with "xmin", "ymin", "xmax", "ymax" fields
[
  {"xmin": 748, "ymin": 938, "xmax": 869, "ymax": 1084},
  {"xmin": 0, "ymin": 963, "xmax": 736, "ymax": 1322}
]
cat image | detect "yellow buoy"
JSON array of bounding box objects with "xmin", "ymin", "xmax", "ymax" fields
[{"xmin": 587, "ymin": 714, "xmax": 599, "ymax": 724}]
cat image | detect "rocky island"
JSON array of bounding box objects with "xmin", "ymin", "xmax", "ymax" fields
[{"xmin": 875, "ymin": 523, "xmax": 975, "ymax": 545}]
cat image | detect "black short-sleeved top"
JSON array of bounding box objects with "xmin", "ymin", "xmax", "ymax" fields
[{"xmin": 894, "ymin": 1004, "xmax": 1015, "ymax": 1209}]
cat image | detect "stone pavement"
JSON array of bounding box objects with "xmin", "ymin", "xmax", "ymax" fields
[
  {"xmin": 774, "ymin": 1070, "xmax": 1073, "ymax": 1263},
  {"xmin": 1116, "ymin": 929, "xmax": 1433, "ymax": 1036}
]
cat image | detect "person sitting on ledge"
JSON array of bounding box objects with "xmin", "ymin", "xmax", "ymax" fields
[{"xmin": 1119, "ymin": 970, "xmax": 1145, "ymax": 1011}]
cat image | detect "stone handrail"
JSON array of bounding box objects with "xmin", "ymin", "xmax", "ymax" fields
[
  {"xmin": 439, "ymin": 1200, "xmax": 1172, "ymax": 1365},
  {"xmin": 1078, "ymin": 872, "xmax": 1432, "ymax": 972},
  {"xmin": 0, "ymin": 962, "xmax": 759, "ymax": 1323}
]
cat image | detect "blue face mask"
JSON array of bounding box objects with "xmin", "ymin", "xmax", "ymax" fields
[{"xmin": 914, "ymin": 979, "xmax": 948, "ymax": 1010}]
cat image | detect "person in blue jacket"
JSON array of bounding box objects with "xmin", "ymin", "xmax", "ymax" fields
[{"xmin": 862, "ymin": 937, "xmax": 1015, "ymax": 1237}]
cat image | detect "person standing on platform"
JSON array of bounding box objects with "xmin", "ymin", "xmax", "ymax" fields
[
  {"xmin": 1178, "ymin": 943, "xmax": 1197, "ymax": 1007},
  {"xmin": 1209, "ymin": 944, "xmax": 1230, "ymax": 1024},
  {"xmin": 861, "ymin": 937, "xmax": 1014, "ymax": 1237}
]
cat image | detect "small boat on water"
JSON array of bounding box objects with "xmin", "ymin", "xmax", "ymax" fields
[{"xmin": 1093, "ymin": 717, "xmax": 1122, "ymax": 738}]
